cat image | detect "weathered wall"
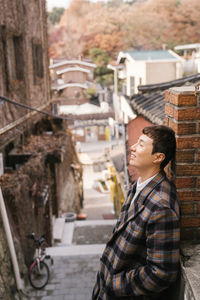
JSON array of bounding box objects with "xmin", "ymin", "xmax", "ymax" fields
[
  {"xmin": 0, "ymin": 0, "xmax": 50, "ymax": 137},
  {"xmin": 1, "ymin": 125, "xmax": 82, "ymax": 264},
  {"xmin": 55, "ymin": 130, "xmax": 83, "ymax": 215},
  {"xmin": 0, "ymin": 216, "xmax": 18, "ymax": 299},
  {"xmin": 63, "ymin": 70, "xmax": 88, "ymax": 83},
  {"xmin": 0, "ymin": 0, "xmax": 51, "ymax": 296}
]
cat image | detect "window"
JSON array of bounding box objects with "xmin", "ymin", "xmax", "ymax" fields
[
  {"xmin": 0, "ymin": 153, "xmax": 3, "ymax": 176},
  {"xmin": 76, "ymin": 129, "xmax": 84, "ymax": 136},
  {"xmin": 99, "ymin": 126, "xmax": 104, "ymax": 135},
  {"xmin": 1, "ymin": 26, "xmax": 9, "ymax": 91},
  {"xmin": 86, "ymin": 128, "xmax": 91, "ymax": 137},
  {"xmin": 122, "ymin": 83, "xmax": 126, "ymax": 95},
  {"xmin": 32, "ymin": 40, "xmax": 44, "ymax": 83},
  {"xmin": 13, "ymin": 35, "xmax": 24, "ymax": 81},
  {"xmin": 130, "ymin": 76, "xmax": 135, "ymax": 95}
]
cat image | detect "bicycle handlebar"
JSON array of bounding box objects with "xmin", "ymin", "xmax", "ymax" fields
[{"xmin": 27, "ymin": 233, "xmax": 46, "ymax": 247}]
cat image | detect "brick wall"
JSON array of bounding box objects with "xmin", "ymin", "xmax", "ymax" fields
[{"xmin": 165, "ymin": 86, "xmax": 200, "ymax": 240}]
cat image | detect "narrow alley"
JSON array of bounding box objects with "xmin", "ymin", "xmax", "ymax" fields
[{"xmin": 26, "ymin": 140, "xmax": 120, "ymax": 300}]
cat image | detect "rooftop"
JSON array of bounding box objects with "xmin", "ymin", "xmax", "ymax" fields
[
  {"xmin": 49, "ymin": 59, "xmax": 96, "ymax": 69},
  {"xmin": 174, "ymin": 43, "xmax": 200, "ymax": 51},
  {"xmin": 59, "ymin": 103, "xmax": 109, "ymax": 115},
  {"xmin": 129, "ymin": 73, "xmax": 200, "ymax": 125},
  {"xmin": 118, "ymin": 49, "xmax": 182, "ymax": 63}
]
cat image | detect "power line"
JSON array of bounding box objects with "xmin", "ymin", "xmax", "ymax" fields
[{"xmin": 0, "ymin": 95, "xmax": 75, "ymax": 121}]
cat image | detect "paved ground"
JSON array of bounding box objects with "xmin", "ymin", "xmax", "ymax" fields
[
  {"xmin": 26, "ymin": 255, "xmax": 100, "ymax": 300},
  {"xmin": 81, "ymin": 165, "xmax": 114, "ymax": 220},
  {"xmin": 25, "ymin": 142, "xmax": 117, "ymax": 299}
]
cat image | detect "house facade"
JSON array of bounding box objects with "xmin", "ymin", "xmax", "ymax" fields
[
  {"xmin": 117, "ymin": 49, "xmax": 184, "ymax": 95},
  {"xmin": 60, "ymin": 103, "xmax": 114, "ymax": 142},
  {"xmin": 49, "ymin": 59, "xmax": 96, "ymax": 105},
  {"xmin": 174, "ymin": 43, "xmax": 200, "ymax": 74}
]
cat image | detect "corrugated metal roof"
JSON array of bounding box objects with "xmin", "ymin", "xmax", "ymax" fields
[
  {"xmin": 129, "ymin": 73, "xmax": 200, "ymax": 125},
  {"xmin": 126, "ymin": 50, "xmax": 178, "ymax": 61}
]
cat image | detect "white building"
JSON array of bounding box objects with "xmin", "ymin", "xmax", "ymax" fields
[
  {"xmin": 174, "ymin": 43, "xmax": 200, "ymax": 74},
  {"xmin": 117, "ymin": 49, "xmax": 184, "ymax": 95}
]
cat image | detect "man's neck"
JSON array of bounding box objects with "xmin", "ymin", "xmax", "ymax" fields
[{"xmin": 138, "ymin": 168, "xmax": 160, "ymax": 183}]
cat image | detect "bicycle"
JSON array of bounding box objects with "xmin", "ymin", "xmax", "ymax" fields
[{"xmin": 27, "ymin": 233, "xmax": 53, "ymax": 289}]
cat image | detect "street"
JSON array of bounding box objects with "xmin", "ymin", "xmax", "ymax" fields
[{"xmin": 26, "ymin": 141, "xmax": 118, "ymax": 300}]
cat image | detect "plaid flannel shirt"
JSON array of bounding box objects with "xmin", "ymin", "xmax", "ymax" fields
[{"xmin": 92, "ymin": 171, "xmax": 180, "ymax": 300}]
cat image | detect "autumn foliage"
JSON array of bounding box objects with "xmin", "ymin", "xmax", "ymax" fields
[{"xmin": 48, "ymin": 0, "xmax": 200, "ymax": 59}]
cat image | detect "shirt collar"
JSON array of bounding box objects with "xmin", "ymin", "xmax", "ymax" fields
[{"xmin": 136, "ymin": 173, "xmax": 158, "ymax": 191}]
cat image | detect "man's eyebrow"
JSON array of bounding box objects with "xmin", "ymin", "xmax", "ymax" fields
[{"xmin": 138, "ymin": 138, "xmax": 145, "ymax": 143}]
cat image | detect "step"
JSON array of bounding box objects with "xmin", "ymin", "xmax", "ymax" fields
[
  {"xmin": 75, "ymin": 219, "xmax": 116, "ymax": 227},
  {"xmin": 53, "ymin": 218, "xmax": 65, "ymax": 243},
  {"xmin": 46, "ymin": 244, "xmax": 106, "ymax": 256}
]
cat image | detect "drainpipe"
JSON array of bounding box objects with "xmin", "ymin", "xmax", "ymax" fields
[
  {"xmin": 0, "ymin": 187, "xmax": 24, "ymax": 291},
  {"xmin": 122, "ymin": 123, "xmax": 129, "ymax": 192}
]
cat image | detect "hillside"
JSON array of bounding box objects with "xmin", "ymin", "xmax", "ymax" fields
[{"xmin": 48, "ymin": 0, "xmax": 200, "ymax": 59}]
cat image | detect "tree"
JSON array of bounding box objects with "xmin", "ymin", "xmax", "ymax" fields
[
  {"xmin": 48, "ymin": 7, "xmax": 65, "ymax": 25},
  {"xmin": 89, "ymin": 48, "xmax": 114, "ymax": 87},
  {"xmin": 48, "ymin": 0, "xmax": 200, "ymax": 60}
]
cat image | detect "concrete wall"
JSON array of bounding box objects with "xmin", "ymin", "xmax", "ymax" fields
[
  {"xmin": 124, "ymin": 58, "xmax": 182, "ymax": 95},
  {"xmin": 146, "ymin": 61, "xmax": 177, "ymax": 84},
  {"xmin": 125, "ymin": 59, "xmax": 146, "ymax": 96}
]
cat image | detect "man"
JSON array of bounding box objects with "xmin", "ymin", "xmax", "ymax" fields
[{"xmin": 92, "ymin": 125, "xmax": 180, "ymax": 300}]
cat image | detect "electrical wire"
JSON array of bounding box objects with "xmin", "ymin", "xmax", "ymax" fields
[{"xmin": 0, "ymin": 95, "xmax": 75, "ymax": 121}]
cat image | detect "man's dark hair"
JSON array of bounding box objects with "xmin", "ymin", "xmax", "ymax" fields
[{"xmin": 142, "ymin": 125, "xmax": 176, "ymax": 169}]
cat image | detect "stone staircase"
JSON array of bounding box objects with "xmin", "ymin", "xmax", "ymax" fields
[{"xmin": 49, "ymin": 218, "xmax": 116, "ymax": 256}]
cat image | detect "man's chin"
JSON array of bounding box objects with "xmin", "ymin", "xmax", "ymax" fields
[{"xmin": 129, "ymin": 160, "xmax": 137, "ymax": 167}]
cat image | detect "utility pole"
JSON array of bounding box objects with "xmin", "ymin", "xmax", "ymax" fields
[{"xmin": 107, "ymin": 64, "xmax": 122, "ymax": 139}]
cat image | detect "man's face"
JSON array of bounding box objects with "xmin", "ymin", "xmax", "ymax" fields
[{"xmin": 129, "ymin": 134, "xmax": 155, "ymax": 170}]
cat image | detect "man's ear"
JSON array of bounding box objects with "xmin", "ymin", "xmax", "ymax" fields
[{"xmin": 153, "ymin": 153, "xmax": 165, "ymax": 165}]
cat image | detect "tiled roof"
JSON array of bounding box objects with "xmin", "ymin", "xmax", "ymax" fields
[
  {"xmin": 126, "ymin": 50, "xmax": 179, "ymax": 61},
  {"xmin": 129, "ymin": 73, "xmax": 200, "ymax": 125}
]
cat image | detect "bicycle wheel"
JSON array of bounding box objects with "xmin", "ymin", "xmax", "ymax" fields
[{"xmin": 28, "ymin": 261, "xmax": 49, "ymax": 289}]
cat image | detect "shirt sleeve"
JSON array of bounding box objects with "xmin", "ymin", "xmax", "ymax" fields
[{"xmin": 106, "ymin": 207, "xmax": 180, "ymax": 297}]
